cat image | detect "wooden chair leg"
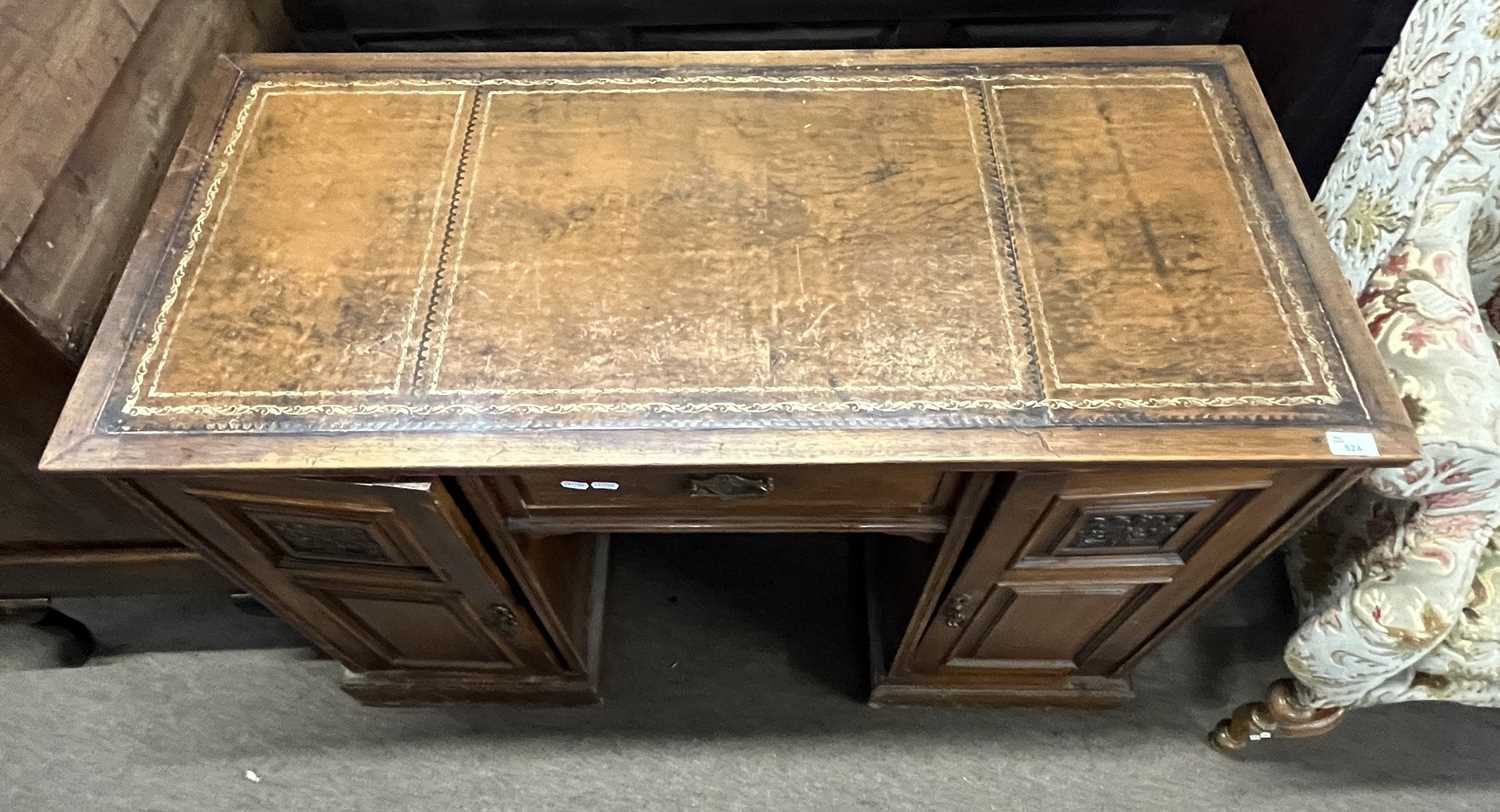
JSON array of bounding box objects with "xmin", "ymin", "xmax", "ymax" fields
[
  {"xmin": 1211, "ymin": 678, "xmax": 1347, "ymax": 752},
  {"xmin": 0, "ymin": 597, "xmax": 97, "ymax": 667}
]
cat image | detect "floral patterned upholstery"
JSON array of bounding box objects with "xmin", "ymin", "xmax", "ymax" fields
[{"xmin": 1283, "ymin": 0, "xmax": 1500, "ymax": 710}]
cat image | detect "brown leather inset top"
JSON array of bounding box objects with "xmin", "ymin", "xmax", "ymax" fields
[{"xmin": 44, "ymin": 49, "xmax": 1414, "ymax": 472}]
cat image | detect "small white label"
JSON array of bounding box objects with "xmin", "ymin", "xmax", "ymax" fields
[
  {"xmin": 1325, "ymin": 431, "xmax": 1380, "ymax": 457},
  {"xmin": 589, "ymin": 481, "xmax": 620, "ymax": 491},
  {"xmin": 560, "ymin": 480, "xmax": 589, "ymax": 490}
]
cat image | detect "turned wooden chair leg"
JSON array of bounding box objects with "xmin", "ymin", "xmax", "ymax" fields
[
  {"xmin": 1211, "ymin": 677, "xmax": 1347, "ymax": 752},
  {"xmin": 0, "ymin": 598, "xmax": 97, "ymax": 667}
]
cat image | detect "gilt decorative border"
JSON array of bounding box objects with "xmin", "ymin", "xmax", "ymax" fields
[
  {"xmin": 130, "ymin": 87, "xmax": 470, "ymax": 404},
  {"xmin": 421, "ymin": 82, "xmax": 1032, "ymax": 397},
  {"xmin": 111, "ymin": 67, "xmax": 1357, "ymax": 431},
  {"xmin": 984, "ymin": 72, "xmax": 1343, "ymax": 405}
]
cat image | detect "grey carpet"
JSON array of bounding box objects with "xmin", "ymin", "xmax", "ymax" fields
[{"xmin": 2, "ymin": 535, "xmax": 1497, "ymax": 811}]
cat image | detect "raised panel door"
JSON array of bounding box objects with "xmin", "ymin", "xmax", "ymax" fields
[
  {"xmin": 910, "ymin": 467, "xmax": 1324, "ymax": 680},
  {"xmin": 133, "ymin": 477, "xmax": 559, "ymax": 674}
]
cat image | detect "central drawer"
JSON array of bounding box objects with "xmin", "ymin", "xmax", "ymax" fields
[
  {"xmin": 507, "ymin": 467, "xmax": 953, "ymax": 514},
  {"xmin": 469, "ymin": 468, "xmax": 962, "ymax": 538}
]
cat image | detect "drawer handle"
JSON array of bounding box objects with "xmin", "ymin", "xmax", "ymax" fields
[
  {"xmin": 486, "ymin": 603, "xmax": 520, "ymax": 636},
  {"xmin": 942, "ymin": 593, "xmax": 973, "ymax": 628},
  {"xmin": 687, "ymin": 473, "xmax": 774, "ymax": 500}
]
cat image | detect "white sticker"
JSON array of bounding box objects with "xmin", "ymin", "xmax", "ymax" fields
[
  {"xmin": 589, "ymin": 481, "xmax": 620, "ymax": 491},
  {"xmin": 1325, "ymin": 431, "xmax": 1380, "ymax": 457},
  {"xmin": 560, "ymin": 480, "xmax": 589, "ymax": 490}
]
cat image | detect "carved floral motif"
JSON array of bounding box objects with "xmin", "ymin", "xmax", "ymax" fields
[
  {"xmin": 1073, "ymin": 512, "xmax": 1192, "ymax": 550},
  {"xmin": 261, "ymin": 517, "xmax": 389, "ymax": 563}
]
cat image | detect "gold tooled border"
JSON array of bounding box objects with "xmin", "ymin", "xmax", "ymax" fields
[{"xmin": 118, "ymin": 68, "xmax": 1350, "ymax": 424}]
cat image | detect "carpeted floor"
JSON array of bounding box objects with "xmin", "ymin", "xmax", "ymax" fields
[{"xmin": 2, "ymin": 535, "xmax": 1497, "ymax": 811}]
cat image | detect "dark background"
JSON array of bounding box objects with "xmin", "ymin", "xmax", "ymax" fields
[{"xmin": 278, "ymin": 0, "xmax": 1417, "ymax": 193}]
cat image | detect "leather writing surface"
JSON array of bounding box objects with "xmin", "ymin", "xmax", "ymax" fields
[{"xmin": 98, "ymin": 63, "xmax": 1366, "ymax": 435}]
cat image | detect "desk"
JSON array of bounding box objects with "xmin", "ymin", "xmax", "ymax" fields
[{"xmin": 43, "ymin": 47, "xmax": 1416, "ymax": 706}]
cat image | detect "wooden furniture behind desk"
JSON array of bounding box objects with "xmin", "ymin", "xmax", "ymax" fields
[
  {"xmin": 43, "ymin": 47, "xmax": 1416, "ymax": 706},
  {"xmin": 0, "ymin": 0, "xmax": 287, "ymax": 648},
  {"xmin": 284, "ymin": 0, "xmax": 1415, "ymax": 196}
]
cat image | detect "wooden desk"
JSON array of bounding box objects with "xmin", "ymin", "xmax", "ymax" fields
[{"xmin": 43, "ymin": 47, "xmax": 1416, "ymax": 707}]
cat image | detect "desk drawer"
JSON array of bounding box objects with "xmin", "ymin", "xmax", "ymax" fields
[{"xmin": 501, "ymin": 467, "xmax": 955, "ymax": 516}]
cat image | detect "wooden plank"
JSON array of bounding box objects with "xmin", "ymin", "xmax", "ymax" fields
[
  {"xmin": 44, "ymin": 422, "xmax": 1421, "ymax": 475},
  {"xmin": 0, "ymin": 0, "xmax": 160, "ymax": 272},
  {"xmin": 0, "ymin": 545, "xmax": 234, "ymax": 596},
  {"xmin": 2, "ymin": 0, "xmax": 290, "ymax": 359}
]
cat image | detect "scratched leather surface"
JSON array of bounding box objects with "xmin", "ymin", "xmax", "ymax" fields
[{"xmin": 101, "ymin": 63, "xmax": 1367, "ymax": 434}]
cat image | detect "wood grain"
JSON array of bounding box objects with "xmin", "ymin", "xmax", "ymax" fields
[
  {"xmin": 0, "ymin": 0, "xmax": 159, "ymax": 273},
  {"xmin": 1, "ymin": 1, "xmax": 289, "ymax": 616},
  {"xmin": 2, "ymin": 0, "xmax": 288, "ymax": 359}
]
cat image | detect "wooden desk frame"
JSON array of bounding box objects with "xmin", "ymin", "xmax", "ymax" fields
[{"xmin": 44, "ymin": 48, "xmax": 1415, "ymax": 707}]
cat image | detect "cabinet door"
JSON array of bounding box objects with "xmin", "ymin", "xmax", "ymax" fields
[
  {"xmin": 134, "ymin": 477, "xmax": 559, "ymax": 674},
  {"xmin": 909, "ymin": 467, "xmax": 1328, "ymax": 679}
]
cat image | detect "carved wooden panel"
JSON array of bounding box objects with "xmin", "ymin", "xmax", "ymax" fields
[
  {"xmin": 1071, "ymin": 512, "xmax": 1193, "ymax": 551},
  {"xmin": 183, "ymin": 486, "xmax": 433, "ymax": 575},
  {"xmin": 1050, "ymin": 498, "xmax": 1219, "ymax": 557},
  {"xmin": 256, "ymin": 515, "xmax": 391, "ymax": 564},
  {"xmin": 1036, "ymin": 494, "xmax": 1230, "ymax": 559}
]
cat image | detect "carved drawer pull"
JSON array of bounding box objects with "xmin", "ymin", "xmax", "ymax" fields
[
  {"xmin": 486, "ymin": 603, "xmax": 520, "ymax": 636},
  {"xmin": 687, "ymin": 473, "xmax": 774, "ymax": 500},
  {"xmin": 942, "ymin": 593, "xmax": 973, "ymax": 628}
]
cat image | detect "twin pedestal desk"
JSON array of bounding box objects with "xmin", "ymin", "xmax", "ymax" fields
[{"xmin": 43, "ymin": 47, "xmax": 1415, "ymax": 707}]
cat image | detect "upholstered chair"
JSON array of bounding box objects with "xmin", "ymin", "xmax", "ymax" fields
[{"xmin": 1212, "ymin": 0, "xmax": 1500, "ymax": 750}]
